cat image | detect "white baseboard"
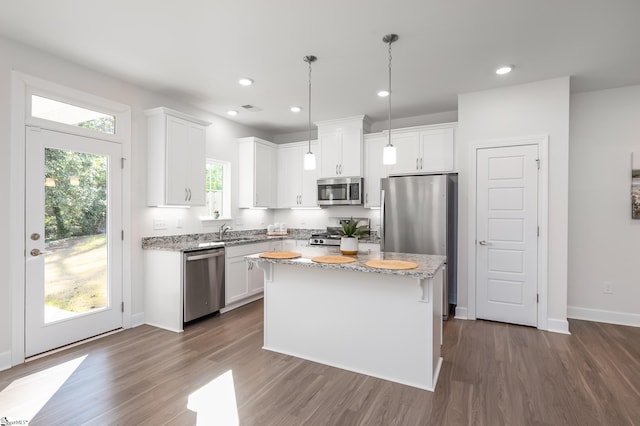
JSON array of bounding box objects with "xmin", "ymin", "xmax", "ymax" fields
[
  {"xmin": 130, "ymin": 312, "xmax": 145, "ymax": 328},
  {"xmin": 0, "ymin": 350, "xmax": 12, "ymax": 372},
  {"xmin": 454, "ymin": 306, "xmax": 468, "ymax": 320},
  {"xmin": 546, "ymin": 318, "xmax": 571, "ymax": 334},
  {"xmin": 568, "ymin": 306, "xmax": 640, "ymax": 328},
  {"xmin": 220, "ymin": 293, "xmax": 263, "ymax": 314}
]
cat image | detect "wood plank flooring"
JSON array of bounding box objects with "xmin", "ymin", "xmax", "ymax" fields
[{"xmin": 1, "ymin": 300, "xmax": 640, "ymax": 425}]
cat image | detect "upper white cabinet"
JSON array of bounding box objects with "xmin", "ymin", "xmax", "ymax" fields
[
  {"xmin": 317, "ymin": 115, "xmax": 371, "ymax": 178},
  {"xmin": 277, "ymin": 141, "xmax": 319, "ymax": 208},
  {"xmin": 363, "ymin": 133, "xmax": 390, "ymax": 208},
  {"xmin": 238, "ymin": 137, "xmax": 277, "ymax": 208},
  {"xmin": 388, "ymin": 124, "xmax": 455, "ymax": 175},
  {"xmin": 146, "ymin": 107, "xmax": 210, "ymax": 206}
]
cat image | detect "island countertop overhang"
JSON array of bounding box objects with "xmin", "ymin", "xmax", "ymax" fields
[{"xmin": 247, "ymin": 250, "xmax": 445, "ymax": 280}]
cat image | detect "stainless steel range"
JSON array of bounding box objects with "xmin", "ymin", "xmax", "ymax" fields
[
  {"xmin": 309, "ymin": 217, "xmax": 370, "ymax": 247},
  {"xmin": 309, "ymin": 233, "xmax": 342, "ymax": 246}
]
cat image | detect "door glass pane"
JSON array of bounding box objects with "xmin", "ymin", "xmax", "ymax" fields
[
  {"xmin": 44, "ymin": 147, "xmax": 109, "ymax": 323},
  {"xmin": 32, "ymin": 95, "xmax": 116, "ymax": 134}
]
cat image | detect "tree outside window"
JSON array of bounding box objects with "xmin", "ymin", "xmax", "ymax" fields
[{"xmin": 206, "ymin": 159, "xmax": 230, "ymax": 219}]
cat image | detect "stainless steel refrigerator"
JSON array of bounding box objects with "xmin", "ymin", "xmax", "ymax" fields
[{"xmin": 381, "ymin": 174, "xmax": 457, "ymax": 318}]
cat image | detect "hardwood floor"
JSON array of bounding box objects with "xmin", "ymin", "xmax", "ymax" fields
[{"xmin": 2, "ymin": 300, "xmax": 640, "ymax": 425}]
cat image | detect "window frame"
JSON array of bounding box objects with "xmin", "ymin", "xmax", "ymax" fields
[{"xmin": 201, "ymin": 158, "xmax": 231, "ymax": 221}]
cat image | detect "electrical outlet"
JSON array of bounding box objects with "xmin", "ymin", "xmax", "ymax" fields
[
  {"xmin": 176, "ymin": 219, "xmax": 183, "ymax": 229},
  {"xmin": 153, "ymin": 219, "xmax": 168, "ymax": 230},
  {"xmin": 603, "ymin": 281, "xmax": 613, "ymax": 294}
]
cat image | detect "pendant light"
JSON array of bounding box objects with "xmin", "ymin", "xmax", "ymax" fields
[
  {"xmin": 303, "ymin": 55, "xmax": 317, "ymax": 170},
  {"xmin": 382, "ymin": 34, "xmax": 398, "ymax": 165}
]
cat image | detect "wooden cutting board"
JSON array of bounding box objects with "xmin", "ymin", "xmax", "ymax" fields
[
  {"xmin": 365, "ymin": 259, "xmax": 419, "ymax": 270},
  {"xmin": 259, "ymin": 251, "xmax": 301, "ymax": 259},
  {"xmin": 311, "ymin": 255, "xmax": 356, "ymax": 264}
]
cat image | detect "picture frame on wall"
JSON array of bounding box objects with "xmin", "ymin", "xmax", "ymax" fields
[{"xmin": 632, "ymin": 152, "xmax": 640, "ymax": 219}]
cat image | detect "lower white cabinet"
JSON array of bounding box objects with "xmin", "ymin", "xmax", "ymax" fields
[{"xmin": 223, "ymin": 241, "xmax": 277, "ymax": 311}]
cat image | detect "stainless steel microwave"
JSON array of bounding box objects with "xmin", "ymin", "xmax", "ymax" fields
[{"xmin": 317, "ymin": 177, "xmax": 363, "ymax": 206}]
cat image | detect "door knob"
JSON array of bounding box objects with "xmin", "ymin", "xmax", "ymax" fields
[
  {"xmin": 30, "ymin": 248, "xmax": 50, "ymax": 256},
  {"xmin": 478, "ymin": 240, "xmax": 488, "ymax": 245}
]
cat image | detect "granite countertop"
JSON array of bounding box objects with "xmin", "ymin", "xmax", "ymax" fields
[
  {"xmin": 247, "ymin": 247, "xmax": 445, "ymax": 279},
  {"xmin": 141, "ymin": 229, "xmax": 381, "ymax": 252}
]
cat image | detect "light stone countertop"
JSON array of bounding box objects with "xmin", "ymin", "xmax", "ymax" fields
[{"xmin": 247, "ymin": 247, "xmax": 445, "ymax": 279}]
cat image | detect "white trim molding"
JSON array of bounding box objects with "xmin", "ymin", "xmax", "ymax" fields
[
  {"xmin": 546, "ymin": 318, "xmax": 571, "ymax": 335},
  {"xmin": 10, "ymin": 71, "xmax": 133, "ymax": 366},
  {"xmin": 467, "ymin": 135, "xmax": 551, "ymax": 330},
  {"xmin": 568, "ymin": 306, "xmax": 640, "ymax": 328},
  {"xmin": 0, "ymin": 351, "xmax": 11, "ymax": 372},
  {"xmin": 454, "ymin": 306, "xmax": 468, "ymax": 320},
  {"xmin": 130, "ymin": 312, "xmax": 146, "ymax": 328}
]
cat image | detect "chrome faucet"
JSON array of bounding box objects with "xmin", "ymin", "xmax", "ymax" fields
[{"xmin": 219, "ymin": 223, "xmax": 232, "ymax": 240}]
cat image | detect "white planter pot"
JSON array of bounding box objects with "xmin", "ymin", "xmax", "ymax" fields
[{"xmin": 340, "ymin": 237, "xmax": 358, "ymax": 255}]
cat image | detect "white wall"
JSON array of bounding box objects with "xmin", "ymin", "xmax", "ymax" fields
[
  {"xmin": 456, "ymin": 77, "xmax": 571, "ymax": 331},
  {"xmin": 0, "ymin": 35, "xmax": 272, "ymax": 367},
  {"xmin": 567, "ymin": 85, "xmax": 640, "ymax": 326}
]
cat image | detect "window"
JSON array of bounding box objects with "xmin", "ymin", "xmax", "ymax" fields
[
  {"xmin": 205, "ymin": 159, "xmax": 231, "ymax": 219},
  {"xmin": 31, "ymin": 95, "xmax": 116, "ymax": 135}
]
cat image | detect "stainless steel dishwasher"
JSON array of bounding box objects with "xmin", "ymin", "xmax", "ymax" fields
[{"xmin": 183, "ymin": 247, "xmax": 225, "ymax": 322}]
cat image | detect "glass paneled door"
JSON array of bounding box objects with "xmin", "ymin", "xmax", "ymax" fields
[{"xmin": 25, "ymin": 126, "xmax": 122, "ymax": 357}]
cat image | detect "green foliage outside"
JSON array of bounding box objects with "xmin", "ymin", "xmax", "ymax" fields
[
  {"xmin": 206, "ymin": 163, "xmax": 223, "ymax": 192},
  {"xmin": 77, "ymin": 116, "xmax": 115, "ymax": 134},
  {"xmin": 45, "ymin": 148, "xmax": 107, "ymax": 242}
]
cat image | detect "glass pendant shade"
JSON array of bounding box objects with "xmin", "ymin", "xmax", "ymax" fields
[
  {"xmin": 303, "ymin": 151, "xmax": 316, "ymax": 170},
  {"xmin": 383, "ymin": 144, "xmax": 396, "ymax": 165}
]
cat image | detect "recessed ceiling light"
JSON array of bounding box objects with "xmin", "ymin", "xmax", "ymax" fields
[
  {"xmin": 377, "ymin": 90, "xmax": 390, "ymax": 97},
  {"xmin": 290, "ymin": 106, "xmax": 302, "ymax": 113},
  {"xmin": 238, "ymin": 78, "xmax": 254, "ymax": 86},
  {"xmin": 227, "ymin": 110, "xmax": 238, "ymax": 116},
  {"xmin": 496, "ymin": 65, "xmax": 514, "ymax": 75}
]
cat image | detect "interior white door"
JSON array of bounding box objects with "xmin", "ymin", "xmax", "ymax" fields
[
  {"xmin": 476, "ymin": 144, "xmax": 538, "ymax": 326},
  {"xmin": 25, "ymin": 126, "xmax": 123, "ymax": 357}
]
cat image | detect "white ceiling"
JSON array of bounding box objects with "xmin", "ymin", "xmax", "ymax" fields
[{"xmin": 2, "ymin": 0, "xmax": 639, "ymax": 135}]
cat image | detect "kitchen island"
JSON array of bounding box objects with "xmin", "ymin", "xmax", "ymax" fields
[{"xmin": 248, "ymin": 248, "xmax": 446, "ymax": 391}]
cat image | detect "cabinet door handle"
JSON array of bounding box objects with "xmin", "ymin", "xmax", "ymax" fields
[
  {"xmin": 416, "ymin": 158, "xmax": 419, "ymax": 170},
  {"xmin": 339, "ymin": 164, "xmax": 343, "ymax": 174},
  {"xmin": 185, "ymin": 188, "xmax": 189, "ymax": 201},
  {"xmin": 335, "ymin": 164, "xmax": 338, "ymax": 175},
  {"xmin": 188, "ymin": 188, "xmax": 192, "ymax": 201},
  {"xmin": 420, "ymin": 158, "xmax": 423, "ymax": 170}
]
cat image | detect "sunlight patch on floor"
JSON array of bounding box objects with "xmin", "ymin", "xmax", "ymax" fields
[
  {"xmin": 0, "ymin": 355, "xmax": 87, "ymax": 422},
  {"xmin": 187, "ymin": 370, "xmax": 239, "ymax": 426}
]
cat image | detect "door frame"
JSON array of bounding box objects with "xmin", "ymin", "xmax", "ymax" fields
[
  {"xmin": 10, "ymin": 71, "xmax": 132, "ymax": 365},
  {"xmin": 467, "ymin": 135, "xmax": 549, "ymax": 330}
]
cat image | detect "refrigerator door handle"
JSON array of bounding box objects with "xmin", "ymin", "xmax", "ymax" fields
[{"xmin": 380, "ymin": 189, "xmax": 385, "ymax": 251}]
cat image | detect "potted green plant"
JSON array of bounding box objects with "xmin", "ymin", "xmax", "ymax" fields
[{"xmin": 338, "ymin": 217, "xmax": 369, "ymax": 255}]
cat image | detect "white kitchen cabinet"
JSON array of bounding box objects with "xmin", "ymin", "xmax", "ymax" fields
[
  {"xmin": 388, "ymin": 124, "xmax": 455, "ymax": 175},
  {"xmin": 146, "ymin": 107, "xmax": 210, "ymax": 206},
  {"xmin": 277, "ymin": 141, "xmax": 319, "ymax": 208},
  {"xmin": 238, "ymin": 137, "xmax": 277, "ymax": 208},
  {"xmin": 223, "ymin": 241, "xmax": 274, "ymax": 311},
  {"xmin": 364, "ymin": 133, "xmax": 390, "ymax": 208},
  {"xmin": 317, "ymin": 115, "xmax": 371, "ymax": 178}
]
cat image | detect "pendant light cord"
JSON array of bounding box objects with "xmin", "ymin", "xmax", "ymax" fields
[
  {"xmin": 308, "ymin": 58, "xmax": 312, "ymax": 154},
  {"xmin": 387, "ymin": 41, "xmax": 392, "ymax": 147}
]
